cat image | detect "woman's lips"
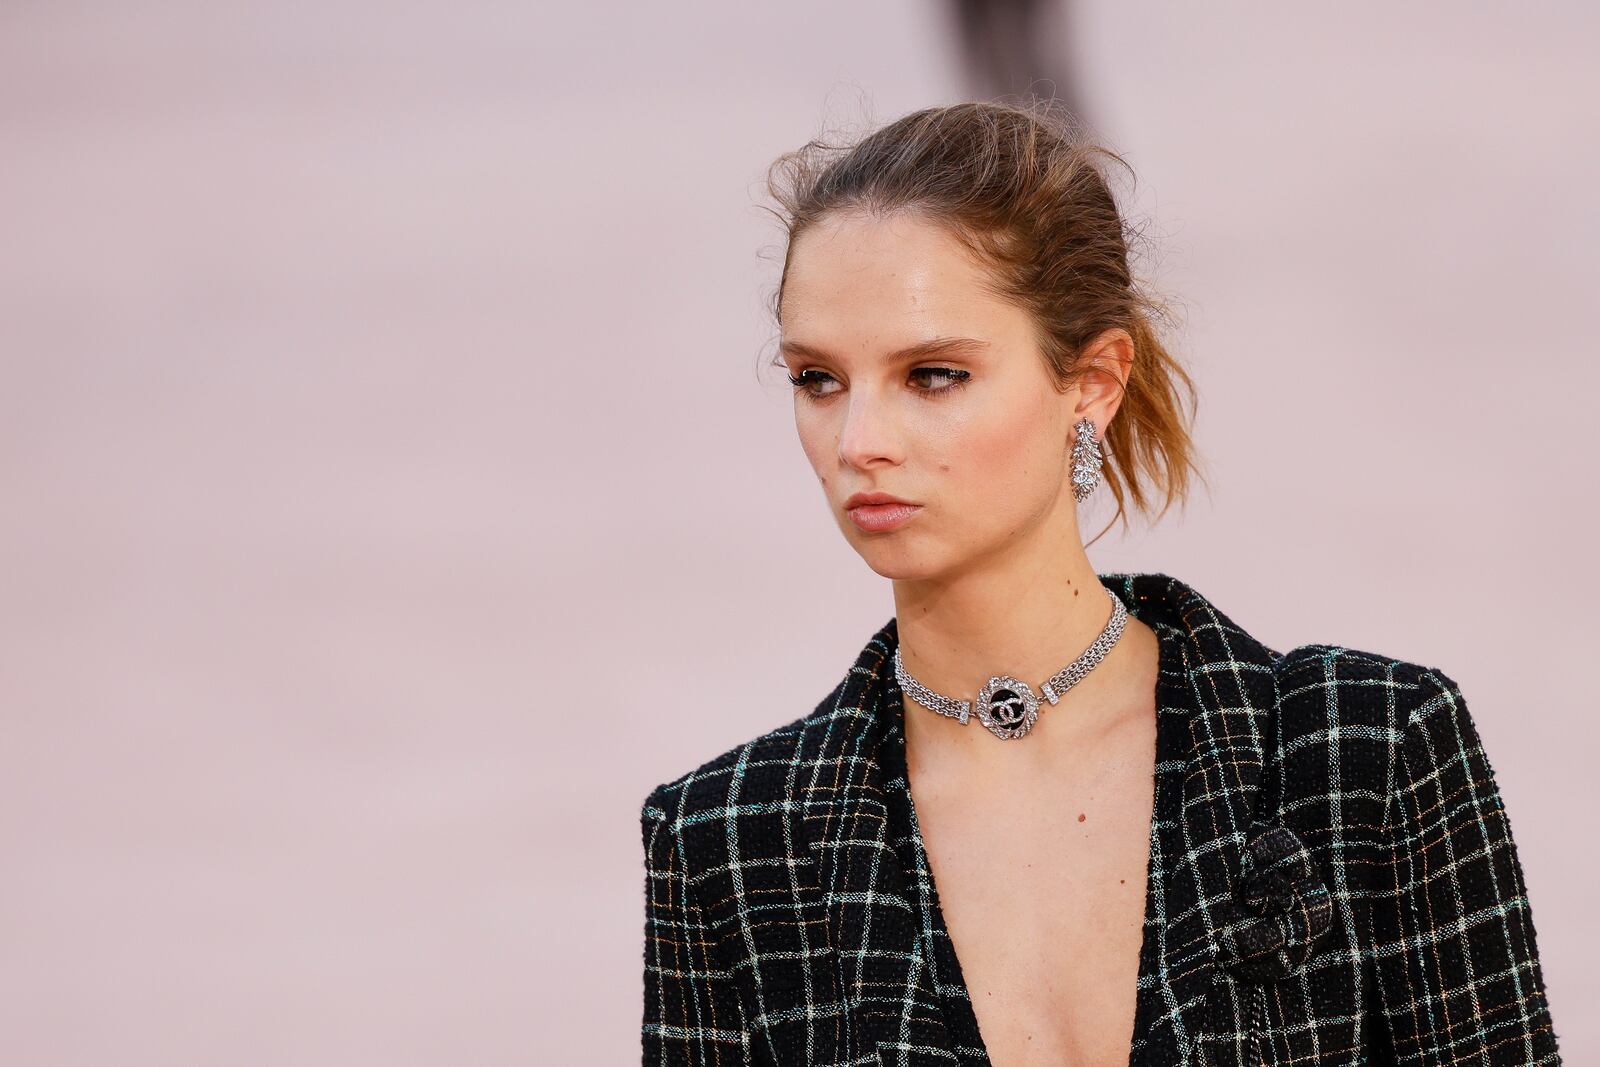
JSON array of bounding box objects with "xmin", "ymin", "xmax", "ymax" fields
[{"xmin": 846, "ymin": 502, "xmax": 923, "ymax": 532}]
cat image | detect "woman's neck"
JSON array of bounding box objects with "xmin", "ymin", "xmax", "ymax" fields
[{"xmin": 891, "ymin": 543, "xmax": 1157, "ymax": 766}]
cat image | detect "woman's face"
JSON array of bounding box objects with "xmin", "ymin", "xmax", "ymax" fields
[{"xmin": 778, "ymin": 209, "xmax": 1095, "ymax": 580}]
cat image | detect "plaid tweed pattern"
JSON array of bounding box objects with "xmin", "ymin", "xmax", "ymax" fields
[{"xmin": 642, "ymin": 572, "xmax": 1561, "ymax": 1066}]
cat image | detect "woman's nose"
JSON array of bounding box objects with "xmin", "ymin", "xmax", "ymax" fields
[{"xmin": 837, "ymin": 391, "xmax": 904, "ymax": 468}]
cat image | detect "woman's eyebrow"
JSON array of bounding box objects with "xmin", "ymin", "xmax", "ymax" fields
[{"xmin": 778, "ymin": 336, "xmax": 992, "ymax": 364}]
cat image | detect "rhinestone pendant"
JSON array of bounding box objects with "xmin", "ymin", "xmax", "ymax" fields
[{"xmin": 974, "ymin": 675, "xmax": 1041, "ymax": 740}]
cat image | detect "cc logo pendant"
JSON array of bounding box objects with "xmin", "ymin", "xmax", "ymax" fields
[{"xmin": 974, "ymin": 675, "xmax": 1041, "ymax": 740}]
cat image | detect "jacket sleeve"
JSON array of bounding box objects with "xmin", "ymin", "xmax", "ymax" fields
[
  {"xmin": 642, "ymin": 790, "xmax": 749, "ymax": 1066},
  {"xmin": 1368, "ymin": 667, "xmax": 1561, "ymax": 1065}
]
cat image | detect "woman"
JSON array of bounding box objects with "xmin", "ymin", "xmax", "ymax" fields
[{"xmin": 640, "ymin": 102, "xmax": 1561, "ymax": 1066}]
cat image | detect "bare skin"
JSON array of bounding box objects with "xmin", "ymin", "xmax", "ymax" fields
[
  {"xmin": 905, "ymin": 617, "xmax": 1159, "ymax": 1066},
  {"xmin": 778, "ymin": 208, "xmax": 1163, "ymax": 1065}
]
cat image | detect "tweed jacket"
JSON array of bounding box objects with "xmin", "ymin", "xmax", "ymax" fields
[{"xmin": 640, "ymin": 572, "xmax": 1561, "ymax": 1066}]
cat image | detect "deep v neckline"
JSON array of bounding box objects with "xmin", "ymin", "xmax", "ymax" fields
[{"xmin": 878, "ymin": 620, "xmax": 1188, "ymax": 1067}]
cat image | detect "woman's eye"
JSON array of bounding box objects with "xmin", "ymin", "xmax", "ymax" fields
[
  {"xmin": 786, "ymin": 367, "xmax": 971, "ymax": 399},
  {"xmin": 910, "ymin": 366, "xmax": 971, "ymax": 392},
  {"xmin": 786, "ymin": 369, "xmax": 840, "ymax": 397}
]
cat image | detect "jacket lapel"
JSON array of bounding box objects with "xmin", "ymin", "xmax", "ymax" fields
[
  {"xmin": 787, "ymin": 572, "xmax": 1281, "ymax": 1067},
  {"xmin": 1106, "ymin": 572, "xmax": 1282, "ymax": 1066},
  {"xmin": 788, "ymin": 616, "xmax": 956, "ymax": 1066}
]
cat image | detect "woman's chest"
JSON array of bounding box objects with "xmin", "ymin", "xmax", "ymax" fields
[{"xmin": 913, "ymin": 738, "xmax": 1157, "ymax": 1065}]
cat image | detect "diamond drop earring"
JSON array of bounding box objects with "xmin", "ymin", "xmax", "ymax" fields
[{"xmin": 1070, "ymin": 416, "xmax": 1103, "ymax": 502}]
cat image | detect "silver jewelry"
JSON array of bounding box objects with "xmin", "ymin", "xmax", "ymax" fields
[
  {"xmin": 892, "ymin": 585, "xmax": 1130, "ymax": 740},
  {"xmin": 1070, "ymin": 416, "xmax": 1103, "ymax": 502}
]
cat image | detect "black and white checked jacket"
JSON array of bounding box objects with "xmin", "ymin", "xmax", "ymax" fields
[{"xmin": 641, "ymin": 572, "xmax": 1561, "ymax": 1066}]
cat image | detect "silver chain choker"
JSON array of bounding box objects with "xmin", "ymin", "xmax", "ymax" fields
[{"xmin": 891, "ymin": 585, "xmax": 1130, "ymax": 740}]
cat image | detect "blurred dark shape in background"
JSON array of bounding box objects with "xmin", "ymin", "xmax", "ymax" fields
[{"xmin": 944, "ymin": 0, "xmax": 1086, "ymax": 117}]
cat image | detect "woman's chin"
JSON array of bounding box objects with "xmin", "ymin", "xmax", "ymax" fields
[{"xmin": 854, "ymin": 542, "xmax": 951, "ymax": 582}]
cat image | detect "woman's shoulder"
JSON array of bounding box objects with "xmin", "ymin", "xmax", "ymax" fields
[
  {"xmin": 640, "ymin": 681, "xmax": 845, "ymax": 831},
  {"xmin": 1268, "ymin": 642, "xmax": 1491, "ymax": 813},
  {"xmin": 1272, "ymin": 641, "xmax": 1467, "ymax": 735},
  {"xmin": 1263, "ymin": 643, "xmax": 1497, "ymax": 847}
]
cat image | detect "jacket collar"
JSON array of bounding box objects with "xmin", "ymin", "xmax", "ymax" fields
[{"xmin": 789, "ymin": 571, "xmax": 1284, "ymax": 1067}]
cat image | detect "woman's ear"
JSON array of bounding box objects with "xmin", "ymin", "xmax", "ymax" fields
[{"xmin": 1072, "ymin": 327, "xmax": 1135, "ymax": 430}]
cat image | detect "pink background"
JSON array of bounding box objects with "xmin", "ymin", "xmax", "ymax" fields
[{"xmin": 2, "ymin": 2, "xmax": 1594, "ymax": 1063}]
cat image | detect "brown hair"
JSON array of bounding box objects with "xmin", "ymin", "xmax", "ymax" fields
[{"xmin": 759, "ymin": 99, "xmax": 1209, "ymax": 544}]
